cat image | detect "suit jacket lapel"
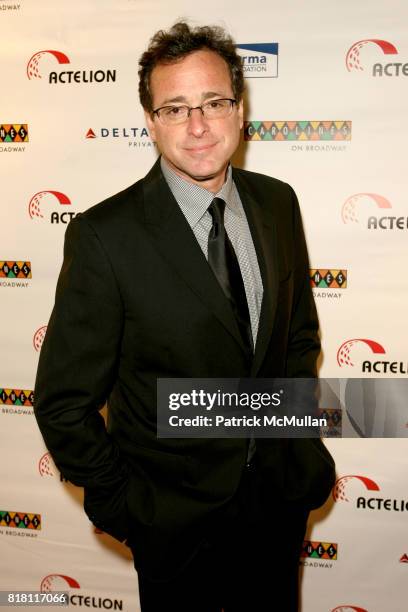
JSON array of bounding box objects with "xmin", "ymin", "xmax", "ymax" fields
[
  {"xmin": 233, "ymin": 169, "xmax": 279, "ymax": 376},
  {"xmin": 142, "ymin": 159, "xmax": 249, "ymax": 356}
]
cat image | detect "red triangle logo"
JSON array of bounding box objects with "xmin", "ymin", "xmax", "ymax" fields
[
  {"xmin": 86, "ymin": 128, "xmax": 96, "ymax": 139},
  {"xmin": 399, "ymin": 553, "xmax": 408, "ymax": 563}
]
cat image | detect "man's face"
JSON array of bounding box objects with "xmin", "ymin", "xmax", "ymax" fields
[{"xmin": 145, "ymin": 49, "xmax": 243, "ymax": 192}]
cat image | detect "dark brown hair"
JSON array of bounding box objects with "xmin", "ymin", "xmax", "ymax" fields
[{"xmin": 138, "ymin": 22, "xmax": 244, "ymax": 112}]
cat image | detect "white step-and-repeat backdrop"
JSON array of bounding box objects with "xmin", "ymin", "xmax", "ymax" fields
[{"xmin": 1, "ymin": 1, "xmax": 407, "ymax": 610}]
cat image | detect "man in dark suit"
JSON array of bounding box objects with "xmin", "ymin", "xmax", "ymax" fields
[{"xmin": 34, "ymin": 22, "xmax": 335, "ymax": 612}]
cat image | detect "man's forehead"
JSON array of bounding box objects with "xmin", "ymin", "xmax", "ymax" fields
[
  {"xmin": 149, "ymin": 50, "xmax": 233, "ymax": 103},
  {"xmin": 157, "ymin": 91, "xmax": 228, "ymax": 106}
]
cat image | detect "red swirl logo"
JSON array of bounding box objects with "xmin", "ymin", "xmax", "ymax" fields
[
  {"xmin": 346, "ymin": 39, "xmax": 398, "ymax": 71},
  {"xmin": 332, "ymin": 607, "xmax": 368, "ymax": 612},
  {"xmin": 27, "ymin": 50, "xmax": 70, "ymax": 80},
  {"xmin": 33, "ymin": 326, "xmax": 47, "ymax": 352},
  {"xmin": 38, "ymin": 452, "xmax": 55, "ymax": 477},
  {"xmin": 41, "ymin": 575, "xmax": 80, "ymax": 591},
  {"xmin": 337, "ymin": 339, "xmax": 386, "ymax": 367},
  {"xmin": 333, "ymin": 475, "xmax": 380, "ymax": 502},
  {"xmin": 29, "ymin": 191, "xmax": 71, "ymax": 219},
  {"xmin": 341, "ymin": 193, "xmax": 392, "ymax": 224}
]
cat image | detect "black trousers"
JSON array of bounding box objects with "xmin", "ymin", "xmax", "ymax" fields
[{"xmin": 131, "ymin": 459, "xmax": 309, "ymax": 612}]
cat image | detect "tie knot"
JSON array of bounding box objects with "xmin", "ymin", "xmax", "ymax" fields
[{"xmin": 208, "ymin": 197, "xmax": 226, "ymax": 226}]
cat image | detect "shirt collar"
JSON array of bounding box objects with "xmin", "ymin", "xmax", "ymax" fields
[{"xmin": 160, "ymin": 156, "xmax": 240, "ymax": 228}]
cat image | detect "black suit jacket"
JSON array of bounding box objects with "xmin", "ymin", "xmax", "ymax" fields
[{"xmin": 34, "ymin": 158, "xmax": 335, "ymax": 577}]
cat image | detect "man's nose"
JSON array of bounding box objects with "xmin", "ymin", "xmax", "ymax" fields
[{"xmin": 187, "ymin": 107, "xmax": 209, "ymax": 137}]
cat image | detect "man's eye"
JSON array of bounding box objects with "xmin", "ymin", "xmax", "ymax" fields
[
  {"xmin": 164, "ymin": 106, "xmax": 184, "ymax": 116},
  {"xmin": 208, "ymin": 101, "xmax": 223, "ymax": 109}
]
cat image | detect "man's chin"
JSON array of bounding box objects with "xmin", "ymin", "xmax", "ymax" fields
[{"xmin": 174, "ymin": 161, "xmax": 228, "ymax": 185}]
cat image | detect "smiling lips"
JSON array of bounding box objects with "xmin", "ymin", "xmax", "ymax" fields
[{"xmin": 184, "ymin": 142, "xmax": 218, "ymax": 154}]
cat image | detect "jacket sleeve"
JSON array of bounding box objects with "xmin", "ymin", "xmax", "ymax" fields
[
  {"xmin": 285, "ymin": 186, "xmax": 321, "ymax": 378},
  {"xmin": 34, "ymin": 214, "xmax": 129, "ymax": 539},
  {"xmin": 284, "ymin": 187, "xmax": 336, "ymax": 509}
]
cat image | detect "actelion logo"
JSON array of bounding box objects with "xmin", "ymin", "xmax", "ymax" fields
[
  {"xmin": 27, "ymin": 50, "xmax": 116, "ymax": 85},
  {"xmin": 236, "ymin": 43, "xmax": 279, "ymax": 78},
  {"xmin": 334, "ymin": 475, "xmax": 408, "ymax": 512},
  {"xmin": 41, "ymin": 575, "xmax": 80, "ymax": 591},
  {"xmin": 400, "ymin": 554, "xmax": 408, "ymax": 563},
  {"xmin": 39, "ymin": 452, "xmax": 55, "ymax": 477},
  {"xmin": 337, "ymin": 339, "xmax": 385, "ymax": 367},
  {"xmin": 244, "ymin": 121, "xmax": 351, "ymax": 141},
  {"xmin": 346, "ymin": 39, "xmax": 407, "ymax": 77},
  {"xmin": 337, "ymin": 339, "xmax": 407, "ymax": 374},
  {"xmin": 333, "ymin": 475, "xmax": 380, "ymax": 502},
  {"xmin": 331, "ymin": 607, "xmax": 368, "ymax": 612},
  {"xmin": 39, "ymin": 452, "xmax": 68, "ymax": 482},
  {"xmin": 342, "ymin": 193, "xmax": 407, "ymax": 230},
  {"xmin": 40, "ymin": 576, "xmax": 124, "ymax": 609},
  {"xmin": 29, "ymin": 191, "xmax": 76, "ymax": 224},
  {"xmin": 33, "ymin": 326, "xmax": 47, "ymax": 352},
  {"xmin": 342, "ymin": 192, "xmax": 391, "ymax": 223},
  {"xmin": 27, "ymin": 50, "xmax": 70, "ymax": 79}
]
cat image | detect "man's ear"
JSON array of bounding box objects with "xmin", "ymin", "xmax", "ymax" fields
[
  {"xmin": 144, "ymin": 111, "xmax": 156, "ymax": 142},
  {"xmin": 237, "ymin": 99, "xmax": 244, "ymax": 130}
]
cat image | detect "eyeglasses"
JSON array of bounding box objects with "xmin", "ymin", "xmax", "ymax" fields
[{"xmin": 152, "ymin": 98, "xmax": 237, "ymax": 126}]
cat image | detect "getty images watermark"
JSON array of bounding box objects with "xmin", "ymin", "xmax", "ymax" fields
[{"xmin": 157, "ymin": 378, "xmax": 408, "ymax": 438}]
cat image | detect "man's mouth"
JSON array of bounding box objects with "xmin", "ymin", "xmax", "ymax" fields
[{"xmin": 184, "ymin": 142, "xmax": 217, "ymax": 154}]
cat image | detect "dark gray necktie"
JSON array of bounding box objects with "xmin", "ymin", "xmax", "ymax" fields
[{"xmin": 207, "ymin": 197, "xmax": 253, "ymax": 358}]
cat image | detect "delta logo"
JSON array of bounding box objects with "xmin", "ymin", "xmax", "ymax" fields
[
  {"xmin": 0, "ymin": 510, "xmax": 41, "ymax": 530},
  {"xmin": 236, "ymin": 43, "xmax": 279, "ymax": 78},
  {"xmin": 0, "ymin": 261, "xmax": 32, "ymax": 289},
  {"xmin": 331, "ymin": 607, "xmax": 368, "ymax": 612},
  {"xmin": 40, "ymin": 575, "xmax": 123, "ymax": 609},
  {"xmin": 29, "ymin": 190, "xmax": 76, "ymax": 224},
  {"xmin": 346, "ymin": 39, "xmax": 407, "ymax": 77},
  {"xmin": 342, "ymin": 193, "xmax": 407, "ymax": 230},
  {"xmin": 85, "ymin": 126, "xmax": 152, "ymax": 149},
  {"xmin": 33, "ymin": 326, "xmax": 47, "ymax": 352},
  {"xmin": 400, "ymin": 553, "xmax": 408, "ymax": 563},
  {"xmin": 337, "ymin": 339, "xmax": 408, "ymax": 375},
  {"xmin": 333, "ymin": 475, "xmax": 408, "ymax": 512},
  {"xmin": 244, "ymin": 121, "xmax": 351, "ymax": 141},
  {"xmin": 27, "ymin": 50, "xmax": 116, "ymax": 85}
]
